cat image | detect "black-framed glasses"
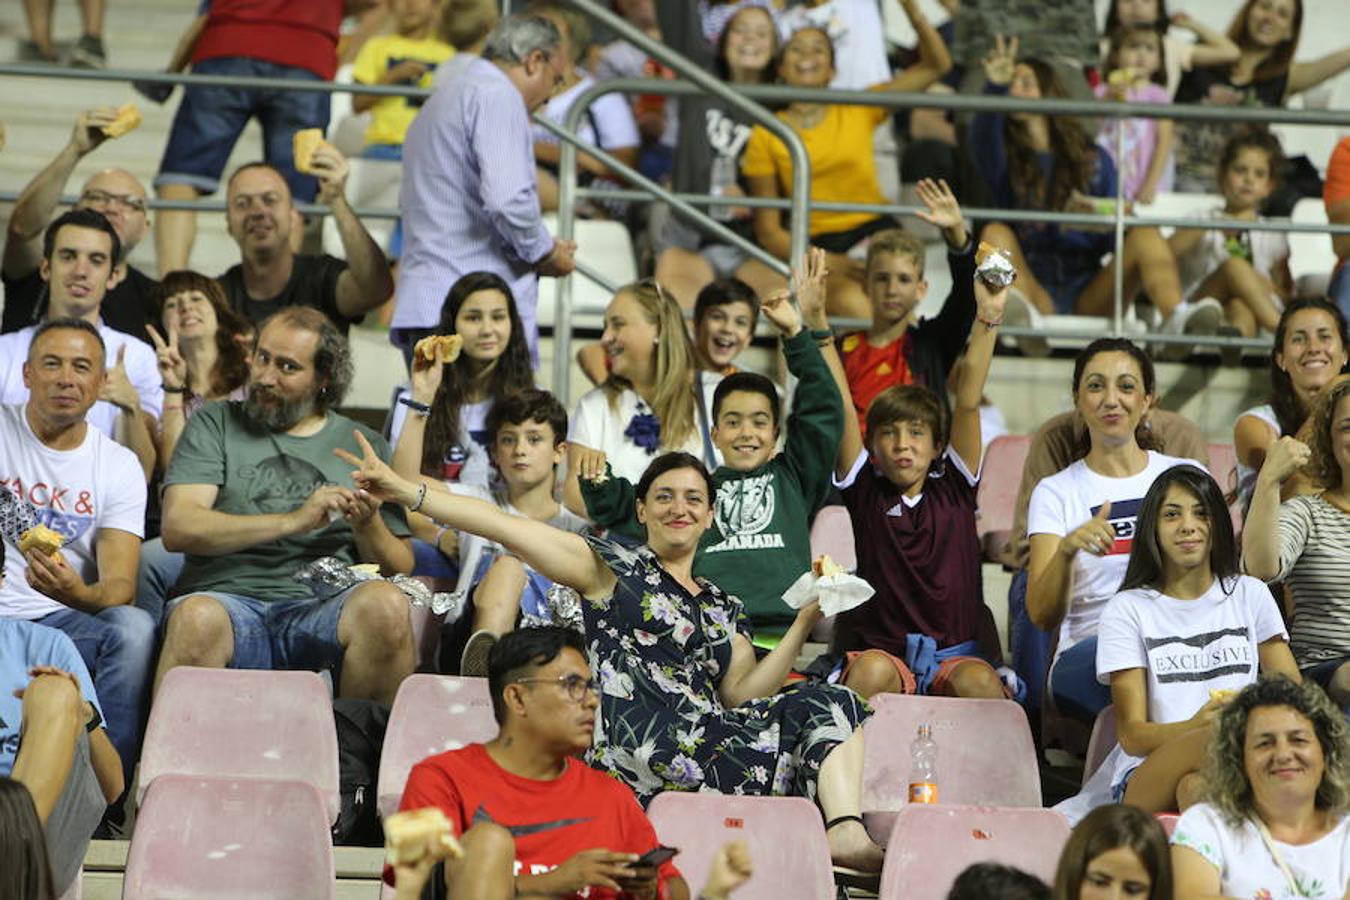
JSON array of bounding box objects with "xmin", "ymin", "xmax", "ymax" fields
[
  {"xmin": 79, "ymin": 189, "xmax": 148, "ymax": 213},
  {"xmin": 514, "ymin": 674, "xmax": 600, "ymax": 702}
]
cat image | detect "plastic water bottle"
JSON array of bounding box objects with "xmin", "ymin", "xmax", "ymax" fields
[
  {"xmin": 709, "ymin": 155, "xmax": 738, "ymax": 222},
  {"xmin": 908, "ymin": 724, "xmax": 938, "ymax": 804}
]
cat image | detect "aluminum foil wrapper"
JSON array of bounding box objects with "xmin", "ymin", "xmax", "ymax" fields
[
  {"xmin": 541, "ymin": 584, "xmax": 585, "ymax": 632},
  {"xmin": 393, "ymin": 574, "xmax": 462, "ymax": 619},
  {"xmin": 975, "ymin": 246, "xmax": 1016, "ymax": 289},
  {"xmin": 292, "ymin": 556, "xmax": 372, "ymax": 594},
  {"xmin": 0, "ymin": 489, "xmax": 41, "ymax": 546}
]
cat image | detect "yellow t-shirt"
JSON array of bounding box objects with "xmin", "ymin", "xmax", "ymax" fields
[
  {"xmin": 741, "ymin": 102, "xmax": 890, "ymax": 237},
  {"xmin": 351, "ymin": 34, "xmax": 454, "ymax": 147}
]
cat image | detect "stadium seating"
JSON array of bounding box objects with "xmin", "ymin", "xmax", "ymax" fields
[
  {"xmin": 1082, "ymin": 705, "xmax": 1118, "ymax": 788},
  {"xmin": 377, "ymin": 674, "xmax": 498, "ymax": 819},
  {"xmin": 138, "ymin": 667, "xmax": 341, "ymax": 824},
  {"xmin": 861, "ymin": 694, "xmax": 1040, "ymax": 845},
  {"xmin": 1288, "ymin": 197, "xmax": 1338, "ymax": 298},
  {"xmin": 123, "ymin": 775, "xmax": 335, "ymax": 900},
  {"xmin": 1156, "ymin": 812, "xmax": 1180, "ymax": 836},
  {"xmin": 976, "ymin": 434, "xmax": 1032, "ymax": 560},
  {"xmin": 878, "ymin": 805, "xmax": 1070, "ymax": 899},
  {"xmin": 646, "ymin": 793, "xmax": 835, "ymax": 899}
]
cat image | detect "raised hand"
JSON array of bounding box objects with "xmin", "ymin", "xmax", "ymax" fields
[
  {"xmin": 760, "ymin": 288, "xmax": 802, "ymax": 338},
  {"xmin": 71, "ymin": 108, "xmax": 117, "ymax": 155},
  {"xmin": 99, "ymin": 345, "xmax": 141, "ymax": 413},
  {"xmin": 1261, "ymin": 436, "xmax": 1311, "ymax": 485},
  {"xmin": 912, "ymin": 178, "xmax": 967, "ymax": 248},
  {"xmin": 1061, "ymin": 501, "xmax": 1116, "ymax": 558},
  {"xmin": 409, "ymin": 356, "xmax": 446, "ymax": 405},
  {"xmin": 791, "ymin": 246, "xmax": 830, "ymax": 330},
  {"xmin": 981, "ymin": 34, "xmax": 1018, "ymax": 87},
  {"xmin": 335, "ymin": 430, "xmax": 419, "ymax": 507},
  {"xmin": 973, "ymin": 270, "xmax": 1011, "ymax": 325},
  {"xmin": 147, "ymin": 318, "xmax": 188, "ymax": 391},
  {"xmin": 309, "ymin": 142, "xmax": 351, "ymax": 206}
]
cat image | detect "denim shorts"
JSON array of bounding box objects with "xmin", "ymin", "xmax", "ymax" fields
[
  {"xmin": 155, "ymin": 56, "xmax": 330, "ymax": 200},
  {"xmin": 1023, "ymin": 246, "xmax": 1100, "ymax": 314},
  {"xmin": 165, "ymin": 583, "xmax": 360, "ymax": 672},
  {"xmin": 1302, "ymin": 656, "xmax": 1350, "ymax": 689}
]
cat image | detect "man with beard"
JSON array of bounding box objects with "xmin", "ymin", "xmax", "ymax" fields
[
  {"xmin": 217, "ymin": 158, "xmax": 392, "ymax": 336},
  {"xmin": 154, "ymin": 307, "xmax": 414, "ymax": 703}
]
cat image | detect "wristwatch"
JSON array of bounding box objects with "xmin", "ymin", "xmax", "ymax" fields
[{"xmin": 85, "ymin": 702, "xmax": 102, "ymax": 733}]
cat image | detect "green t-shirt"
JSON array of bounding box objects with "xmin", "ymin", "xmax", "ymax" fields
[{"xmin": 165, "ymin": 402, "xmax": 410, "ymax": 600}]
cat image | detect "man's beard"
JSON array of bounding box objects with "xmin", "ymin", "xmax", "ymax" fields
[{"xmin": 241, "ymin": 384, "xmax": 318, "ymax": 432}]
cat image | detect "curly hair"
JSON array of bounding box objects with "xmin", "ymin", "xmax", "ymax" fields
[
  {"xmin": 1203, "ymin": 675, "xmax": 1350, "ymax": 828},
  {"xmin": 1268, "ymin": 299, "xmax": 1350, "ymax": 437},
  {"xmin": 1301, "ymin": 377, "xmax": 1350, "ymax": 491},
  {"xmin": 1004, "ymin": 59, "xmax": 1098, "ymax": 214},
  {"xmin": 421, "ymin": 272, "xmax": 534, "ymax": 477},
  {"xmin": 156, "ymin": 270, "xmax": 251, "ymax": 401},
  {"xmin": 256, "ymin": 307, "xmax": 353, "ymax": 411},
  {"xmin": 1052, "ymin": 804, "xmax": 1171, "ymax": 900}
]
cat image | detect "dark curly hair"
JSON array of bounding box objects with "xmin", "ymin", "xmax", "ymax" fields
[
  {"xmin": 1302, "ymin": 376, "xmax": 1350, "ymax": 491},
  {"xmin": 155, "ymin": 270, "xmax": 251, "ymax": 401},
  {"xmin": 1005, "ymin": 58, "xmax": 1098, "ymax": 214}
]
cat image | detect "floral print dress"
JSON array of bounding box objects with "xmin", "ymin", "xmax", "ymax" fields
[{"xmin": 581, "ymin": 535, "xmax": 871, "ymax": 805}]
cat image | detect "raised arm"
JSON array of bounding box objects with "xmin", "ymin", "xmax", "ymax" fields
[
  {"xmin": 792, "ymin": 249, "xmax": 861, "ymax": 479},
  {"xmin": 1241, "ymin": 436, "xmax": 1309, "ymax": 581},
  {"xmin": 309, "ymin": 145, "xmax": 395, "ymax": 320},
  {"xmin": 872, "ymin": 0, "xmax": 953, "ymax": 94},
  {"xmin": 948, "ymin": 272, "xmax": 1007, "ymax": 474},
  {"xmin": 1286, "ymin": 44, "xmax": 1350, "ymax": 98},
  {"xmin": 1170, "ymin": 12, "xmax": 1240, "ymax": 68},
  {"xmin": 339, "ymin": 432, "xmax": 616, "ymax": 597}
]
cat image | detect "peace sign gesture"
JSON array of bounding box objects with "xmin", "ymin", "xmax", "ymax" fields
[
  {"xmin": 982, "ymin": 34, "xmax": 1019, "ymax": 87},
  {"xmin": 147, "ymin": 313, "xmax": 187, "ymax": 391},
  {"xmin": 335, "ymin": 430, "xmax": 419, "ymax": 508}
]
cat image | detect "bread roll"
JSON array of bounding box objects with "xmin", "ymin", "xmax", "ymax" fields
[
  {"xmin": 19, "ymin": 525, "xmax": 64, "ymax": 557},
  {"xmin": 293, "ymin": 128, "xmax": 326, "ymax": 174},
  {"xmin": 103, "ymin": 104, "xmax": 142, "ymax": 138}
]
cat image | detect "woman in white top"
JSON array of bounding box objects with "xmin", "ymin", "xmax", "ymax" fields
[
  {"xmin": 566, "ymin": 280, "xmax": 722, "ymax": 515},
  {"xmin": 1097, "ymin": 465, "xmax": 1297, "ymax": 814},
  {"xmin": 1245, "ymin": 379, "xmax": 1350, "ymax": 710},
  {"xmin": 1027, "ymin": 338, "xmax": 1202, "ymax": 723},
  {"xmin": 1233, "ymin": 299, "xmax": 1348, "ymax": 510},
  {"xmin": 1171, "ymin": 676, "xmax": 1350, "ymax": 899}
]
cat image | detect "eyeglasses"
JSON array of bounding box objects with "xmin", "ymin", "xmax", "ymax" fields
[
  {"xmin": 514, "ymin": 674, "xmax": 600, "ymax": 702},
  {"xmin": 79, "ymin": 189, "xmax": 148, "ymax": 213}
]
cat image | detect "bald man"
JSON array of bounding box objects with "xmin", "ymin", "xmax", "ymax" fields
[{"xmin": 3, "ymin": 108, "xmax": 158, "ymax": 344}]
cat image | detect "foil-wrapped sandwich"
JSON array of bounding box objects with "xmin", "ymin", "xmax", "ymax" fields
[{"xmin": 975, "ymin": 241, "xmax": 1016, "ymax": 289}]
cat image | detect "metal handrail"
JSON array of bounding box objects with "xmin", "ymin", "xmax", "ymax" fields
[{"xmin": 548, "ymin": 0, "xmax": 810, "ymax": 399}]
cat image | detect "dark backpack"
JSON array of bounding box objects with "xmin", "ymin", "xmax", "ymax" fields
[{"xmin": 332, "ymin": 698, "xmax": 391, "ymax": 846}]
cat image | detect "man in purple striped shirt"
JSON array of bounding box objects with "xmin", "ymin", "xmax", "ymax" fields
[{"xmin": 394, "ymin": 14, "xmax": 577, "ymax": 367}]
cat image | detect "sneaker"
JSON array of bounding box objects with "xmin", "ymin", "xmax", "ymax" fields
[
  {"xmin": 69, "ymin": 34, "xmax": 106, "ymax": 69},
  {"xmin": 17, "ymin": 39, "xmax": 59, "ymax": 64},
  {"xmin": 1002, "ymin": 287, "xmax": 1051, "ymax": 358},
  {"xmin": 1156, "ymin": 297, "xmax": 1223, "ymax": 361},
  {"xmin": 460, "ymin": 630, "xmax": 497, "ymax": 678},
  {"xmin": 1217, "ymin": 324, "xmax": 1244, "ymax": 368},
  {"xmin": 133, "ymin": 77, "xmax": 175, "ymax": 105}
]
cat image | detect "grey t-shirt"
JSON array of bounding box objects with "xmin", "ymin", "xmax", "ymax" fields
[{"xmin": 165, "ymin": 401, "xmax": 410, "ymax": 600}]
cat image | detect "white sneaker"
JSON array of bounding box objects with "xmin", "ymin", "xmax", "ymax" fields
[
  {"xmin": 1156, "ymin": 297, "xmax": 1223, "ymax": 361},
  {"xmin": 1002, "ymin": 287, "xmax": 1051, "ymax": 358}
]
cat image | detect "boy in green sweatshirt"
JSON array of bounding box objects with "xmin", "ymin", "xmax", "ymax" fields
[{"xmin": 579, "ymin": 251, "xmax": 843, "ymax": 635}]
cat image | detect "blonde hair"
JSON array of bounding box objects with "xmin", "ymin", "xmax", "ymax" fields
[
  {"xmin": 440, "ymin": 0, "xmax": 499, "ymax": 50},
  {"xmin": 865, "ymin": 229, "xmax": 927, "ymax": 279},
  {"xmin": 603, "ymin": 280, "xmax": 701, "ymax": 451}
]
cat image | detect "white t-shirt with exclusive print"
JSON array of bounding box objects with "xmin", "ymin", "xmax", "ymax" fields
[
  {"xmin": 1027, "ymin": 451, "xmax": 1200, "ymax": 657},
  {"xmin": 0, "ymin": 403, "xmax": 146, "ymax": 619},
  {"xmin": 1096, "ymin": 575, "xmax": 1288, "ymax": 789},
  {"xmin": 1172, "ymin": 803, "xmax": 1350, "ymax": 900}
]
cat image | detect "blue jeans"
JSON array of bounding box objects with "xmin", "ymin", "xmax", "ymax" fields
[
  {"xmin": 135, "ymin": 537, "xmax": 186, "ymax": 628},
  {"xmin": 165, "ymin": 584, "xmax": 355, "ymax": 672},
  {"xmin": 1050, "ymin": 636, "xmax": 1113, "ymax": 724},
  {"xmin": 34, "ymin": 605, "xmax": 156, "ymax": 786},
  {"xmin": 1008, "ymin": 569, "xmax": 1051, "ymax": 713},
  {"xmin": 155, "ymin": 56, "xmax": 331, "ymax": 200},
  {"xmin": 411, "ymin": 538, "xmax": 459, "ymax": 580},
  {"xmin": 1331, "ymin": 262, "xmax": 1350, "ymax": 323}
]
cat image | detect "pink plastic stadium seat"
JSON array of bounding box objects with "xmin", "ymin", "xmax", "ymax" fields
[
  {"xmin": 809, "ymin": 505, "xmax": 857, "ymax": 572},
  {"xmin": 139, "ymin": 667, "xmax": 340, "ymax": 823},
  {"xmin": 646, "ymin": 793, "xmax": 835, "ymax": 900},
  {"xmin": 879, "ymin": 805, "xmax": 1070, "ymax": 900},
  {"xmin": 862, "ymin": 694, "xmax": 1040, "ymax": 845},
  {"xmin": 1082, "ymin": 705, "xmax": 1118, "ymax": 787},
  {"xmin": 1156, "ymin": 812, "xmax": 1179, "ymax": 836},
  {"xmin": 1206, "ymin": 443, "xmax": 1244, "ymax": 534},
  {"xmin": 975, "ymin": 435, "xmax": 1031, "ymax": 558},
  {"xmin": 124, "ymin": 775, "xmax": 335, "ymax": 900},
  {"xmin": 377, "ymin": 674, "xmax": 498, "ymax": 819}
]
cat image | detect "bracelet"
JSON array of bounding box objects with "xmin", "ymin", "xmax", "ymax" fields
[
  {"xmin": 162, "ymin": 384, "xmax": 187, "ymax": 394},
  {"xmin": 434, "ymin": 525, "xmax": 450, "ymax": 549},
  {"xmin": 409, "ymin": 482, "xmax": 428, "ymax": 513},
  {"xmin": 398, "ymin": 396, "xmax": 432, "ymax": 417},
  {"xmin": 978, "ymin": 316, "xmax": 1003, "ymax": 328}
]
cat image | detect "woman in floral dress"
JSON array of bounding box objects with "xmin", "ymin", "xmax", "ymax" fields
[{"xmin": 340, "ymin": 441, "xmax": 883, "ymax": 872}]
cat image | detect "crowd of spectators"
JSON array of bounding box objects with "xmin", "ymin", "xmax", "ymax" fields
[{"xmin": 3, "ymin": 0, "xmax": 1350, "ymax": 897}]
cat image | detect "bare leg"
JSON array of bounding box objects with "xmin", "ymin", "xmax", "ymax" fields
[
  {"xmin": 444, "ymin": 822, "xmax": 517, "ymax": 900},
  {"xmin": 1122, "ymin": 725, "xmax": 1211, "ymax": 813},
  {"xmin": 1077, "ymin": 227, "xmax": 1182, "ymax": 318},
  {"xmin": 471, "ymin": 556, "xmax": 527, "ymax": 637},
  {"xmin": 338, "ymin": 581, "xmax": 415, "ymax": 704},
  {"xmin": 941, "ymin": 660, "xmax": 1006, "ymax": 699},
  {"xmin": 537, "ymin": 168, "xmax": 559, "ymax": 213},
  {"xmin": 732, "ymin": 257, "xmax": 788, "ymax": 298},
  {"xmin": 1327, "ymin": 661, "xmax": 1350, "ymax": 708},
  {"xmin": 78, "ymin": 0, "xmax": 105, "ymax": 36},
  {"xmin": 155, "ymin": 183, "xmax": 202, "ymax": 276},
  {"xmin": 1199, "ymin": 257, "xmax": 1283, "ymax": 333},
  {"xmin": 22, "ymin": 0, "xmax": 58, "ymax": 57},
  {"xmin": 655, "ymin": 247, "xmax": 716, "ymax": 310},
  {"xmin": 154, "ymin": 594, "xmax": 235, "ymax": 694},
  {"xmin": 842, "ymin": 650, "xmax": 905, "ymax": 700},
  {"xmin": 1223, "ymin": 297, "xmax": 1258, "ymax": 338},
  {"xmin": 979, "ymin": 223, "xmax": 1055, "ymax": 314},
  {"xmin": 11, "ymin": 673, "xmax": 83, "ymax": 824},
  {"xmin": 818, "ymin": 729, "xmax": 884, "ymax": 872}
]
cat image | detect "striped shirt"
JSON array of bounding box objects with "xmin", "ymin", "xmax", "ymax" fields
[
  {"xmin": 1276, "ymin": 493, "xmax": 1350, "ymax": 667},
  {"xmin": 395, "ymin": 57, "xmax": 554, "ymax": 355}
]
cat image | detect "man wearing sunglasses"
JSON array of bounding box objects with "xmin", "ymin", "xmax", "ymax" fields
[
  {"xmin": 3, "ymin": 108, "xmax": 158, "ymax": 344},
  {"xmin": 391, "ymin": 626, "xmax": 689, "ymax": 899}
]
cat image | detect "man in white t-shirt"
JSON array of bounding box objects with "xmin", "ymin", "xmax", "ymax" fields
[
  {"xmin": 0, "ymin": 317, "xmax": 155, "ymax": 819},
  {"xmin": 0, "ymin": 209, "xmax": 162, "ymax": 479}
]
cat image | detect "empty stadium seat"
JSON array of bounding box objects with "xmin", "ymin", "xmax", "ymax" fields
[
  {"xmin": 1288, "ymin": 197, "xmax": 1338, "ymax": 298},
  {"xmin": 139, "ymin": 667, "xmax": 341, "ymax": 823},
  {"xmin": 878, "ymin": 805, "xmax": 1070, "ymax": 899},
  {"xmin": 377, "ymin": 674, "xmax": 498, "ymax": 819},
  {"xmin": 976, "ymin": 435, "xmax": 1031, "ymax": 560},
  {"xmin": 862, "ymin": 694, "xmax": 1040, "ymax": 845},
  {"xmin": 1082, "ymin": 705, "xmax": 1118, "ymax": 787},
  {"xmin": 809, "ymin": 505, "xmax": 857, "ymax": 573},
  {"xmin": 1206, "ymin": 442, "xmax": 1244, "ymax": 534},
  {"xmin": 1134, "ymin": 192, "xmax": 1221, "ymax": 238},
  {"xmin": 646, "ymin": 793, "xmax": 835, "ymax": 900},
  {"xmin": 124, "ymin": 775, "xmax": 335, "ymax": 900}
]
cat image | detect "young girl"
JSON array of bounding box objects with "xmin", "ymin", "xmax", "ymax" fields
[
  {"xmin": 389, "ymin": 272, "xmax": 534, "ymax": 567},
  {"xmin": 1052, "ymin": 803, "xmax": 1173, "ymax": 900},
  {"xmin": 1101, "ymin": 0, "xmax": 1240, "ymax": 95},
  {"xmin": 1169, "ymin": 130, "xmax": 1294, "ymax": 337},
  {"xmin": 1095, "ymin": 25, "xmax": 1174, "ymax": 205},
  {"xmin": 1094, "ymin": 466, "xmax": 1298, "ymax": 814}
]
